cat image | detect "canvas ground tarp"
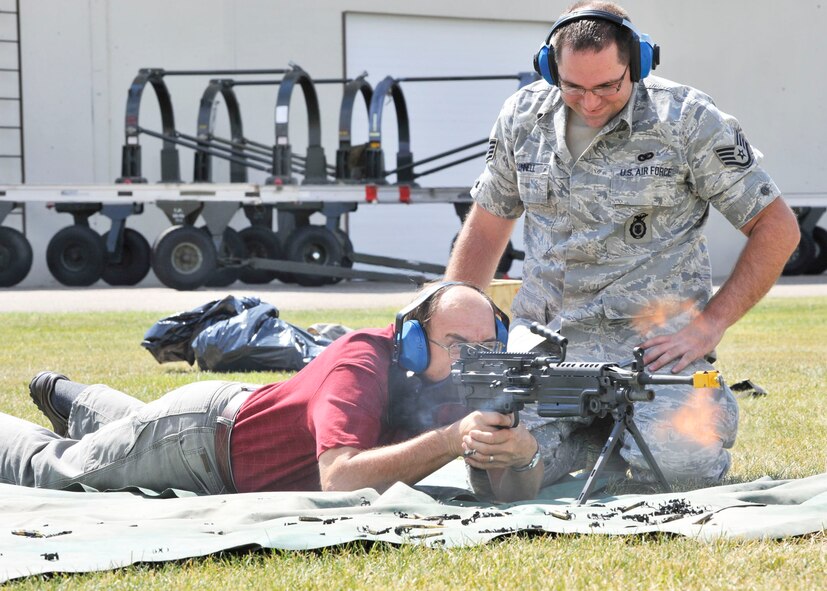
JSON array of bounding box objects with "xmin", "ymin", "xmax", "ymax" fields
[{"xmin": 2, "ymin": 467, "xmax": 826, "ymax": 583}]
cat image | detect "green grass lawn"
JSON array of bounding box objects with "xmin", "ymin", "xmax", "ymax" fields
[{"xmin": 1, "ymin": 298, "xmax": 825, "ymax": 589}]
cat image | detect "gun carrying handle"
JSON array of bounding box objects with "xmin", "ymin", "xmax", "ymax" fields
[{"xmin": 529, "ymin": 322, "xmax": 568, "ymax": 360}]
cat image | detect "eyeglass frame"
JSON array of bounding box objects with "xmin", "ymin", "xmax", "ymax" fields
[
  {"xmin": 558, "ymin": 65, "xmax": 629, "ymax": 97},
  {"xmin": 428, "ymin": 339, "xmax": 505, "ymax": 360}
]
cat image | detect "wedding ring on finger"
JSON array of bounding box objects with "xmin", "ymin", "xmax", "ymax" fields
[{"xmin": 489, "ymin": 455, "xmax": 494, "ymax": 463}]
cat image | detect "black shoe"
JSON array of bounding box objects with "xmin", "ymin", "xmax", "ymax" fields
[{"xmin": 29, "ymin": 371, "xmax": 70, "ymax": 436}]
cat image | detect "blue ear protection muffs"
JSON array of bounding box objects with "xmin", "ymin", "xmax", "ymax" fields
[
  {"xmin": 393, "ymin": 282, "xmax": 510, "ymax": 374},
  {"xmin": 533, "ymin": 9, "xmax": 660, "ymax": 86}
]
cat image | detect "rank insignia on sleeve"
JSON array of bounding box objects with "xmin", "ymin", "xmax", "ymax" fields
[
  {"xmin": 714, "ymin": 129, "xmax": 754, "ymax": 168},
  {"xmin": 486, "ymin": 138, "xmax": 498, "ymax": 162}
]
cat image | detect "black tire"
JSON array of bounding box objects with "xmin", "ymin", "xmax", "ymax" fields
[
  {"xmin": 101, "ymin": 228, "xmax": 152, "ymax": 286},
  {"xmin": 238, "ymin": 226, "xmax": 284, "ymax": 284},
  {"xmin": 284, "ymin": 225, "xmax": 345, "ymax": 287},
  {"xmin": 46, "ymin": 225, "xmax": 106, "ymax": 286},
  {"xmin": 782, "ymin": 230, "xmax": 816, "ymax": 276},
  {"xmin": 202, "ymin": 227, "xmax": 246, "ymax": 287},
  {"xmin": 151, "ymin": 225, "xmax": 217, "ymax": 291},
  {"xmin": 0, "ymin": 226, "xmax": 33, "ymax": 287},
  {"xmin": 805, "ymin": 226, "xmax": 827, "ymax": 275}
]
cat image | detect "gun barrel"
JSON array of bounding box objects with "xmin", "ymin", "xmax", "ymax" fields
[
  {"xmin": 639, "ymin": 373, "xmax": 693, "ymax": 386},
  {"xmin": 639, "ymin": 370, "xmax": 721, "ymax": 389}
]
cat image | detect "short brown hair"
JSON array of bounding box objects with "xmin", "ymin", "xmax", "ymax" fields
[{"xmin": 552, "ymin": 1, "xmax": 633, "ymax": 67}]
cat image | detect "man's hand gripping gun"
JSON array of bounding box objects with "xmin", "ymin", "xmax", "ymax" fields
[{"xmin": 450, "ymin": 322, "xmax": 722, "ymax": 504}]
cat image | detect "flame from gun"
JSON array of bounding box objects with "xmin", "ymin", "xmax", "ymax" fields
[
  {"xmin": 665, "ymin": 387, "xmax": 722, "ymax": 447},
  {"xmin": 626, "ymin": 300, "xmax": 724, "ymax": 447}
]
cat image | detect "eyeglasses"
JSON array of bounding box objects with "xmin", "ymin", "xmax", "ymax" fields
[
  {"xmin": 559, "ymin": 65, "xmax": 628, "ymax": 97},
  {"xmin": 428, "ymin": 339, "xmax": 505, "ymax": 360}
]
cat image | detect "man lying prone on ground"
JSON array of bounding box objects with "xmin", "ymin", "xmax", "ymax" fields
[{"xmin": 0, "ymin": 282, "xmax": 542, "ymax": 502}]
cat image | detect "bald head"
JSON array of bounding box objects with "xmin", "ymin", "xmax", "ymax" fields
[
  {"xmin": 420, "ymin": 284, "xmax": 499, "ymax": 382},
  {"xmin": 432, "ymin": 285, "xmax": 495, "ymax": 323}
]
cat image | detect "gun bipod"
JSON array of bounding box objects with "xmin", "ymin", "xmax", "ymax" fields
[{"xmin": 575, "ymin": 402, "xmax": 671, "ymax": 506}]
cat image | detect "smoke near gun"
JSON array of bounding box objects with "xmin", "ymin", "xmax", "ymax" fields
[{"xmin": 389, "ymin": 370, "xmax": 470, "ymax": 434}]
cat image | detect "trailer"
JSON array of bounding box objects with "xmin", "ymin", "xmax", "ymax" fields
[
  {"xmin": 0, "ymin": 65, "xmax": 537, "ymax": 290},
  {"xmin": 0, "ymin": 182, "xmax": 481, "ymax": 289},
  {"xmin": 0, "ymin": 63, "xmax": 821, "ymax": 290}
]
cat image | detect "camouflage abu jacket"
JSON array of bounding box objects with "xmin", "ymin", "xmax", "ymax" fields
[{"xmin": 471, "ymin": 76, "xmax": 780, "ymax": 359}]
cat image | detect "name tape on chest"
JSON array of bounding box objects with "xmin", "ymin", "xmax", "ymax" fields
[{"xmin": 618, "ymin": 165, "xmax": 674, "ymax": 177}]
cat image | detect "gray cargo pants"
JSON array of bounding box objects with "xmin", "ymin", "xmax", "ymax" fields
[{"xmin": 0, "ymin": 380, "xmax": 254, "ymax": 494}]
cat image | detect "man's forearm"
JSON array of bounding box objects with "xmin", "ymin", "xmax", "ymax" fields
[
  {"xmin": 445, "ymin": 230, "xmax": 500, "ymax": 288},
  {"xmin": 487, "ymin": 459, "xmax": 544, "ymax": 503},
  {"xmin": 319, "ymin": 425, "xmax": 459, "ymax": 493},
  {"xmin": 445, "ymin": 204, "xmax": 515, "ymax": 288},
  {"xmin": 642, "ymin": 197, "xmax": 798, "ymax": 372},
  {"xmin": 702, "ymin": 197, "xmax": 799, "ymax": 331}
]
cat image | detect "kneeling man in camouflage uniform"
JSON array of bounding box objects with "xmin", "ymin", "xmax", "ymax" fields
[{"xmin": 447, "ymin": 1, "xmax": 799, "ymax": 492}]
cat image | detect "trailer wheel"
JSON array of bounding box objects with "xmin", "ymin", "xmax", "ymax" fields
[
  {"xmin": 46, "ymin": 225, "xmax": 106, "ymax": 286},
  {"xmin": 782, "ymin": 230, "xmax": 816, "ymax": 276},
  {"xmin": 152, "ymin": 225, "xmax": 217, "ymax": 291},
  {"xmin": 0, "ymin": 226, "xmax": 33, "ymax": 287},
  {"xmin": 202, "ymin": 227, "xmax": 246, "ymax": 287},
  {"xmin": 101, "ymin": 228, "xmax": 151, "ymax": 286},
  {"xmin": 238, "ymin": 226, "xmax": 284, "ymax": 284},
  {"xmin": 285, "ymin": 225, "xmax": 344, "ymax": 287},
  {"xmin": 804, "ymin": 226, "xmax": 827, "ymax": 275}
]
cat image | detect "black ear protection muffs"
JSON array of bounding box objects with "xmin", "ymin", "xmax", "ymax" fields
[
  {"xmin": 533, "ymin": 8, "xmax": 660, "ymax": 86},
  {"xmin": 393, "ymin": 281, "xmax": 510, "ymax": 374}
]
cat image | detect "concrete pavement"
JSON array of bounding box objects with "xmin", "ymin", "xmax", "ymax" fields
[{"xmin": 0, "ymin": 275, "xmax": 824, "ymax": 313}]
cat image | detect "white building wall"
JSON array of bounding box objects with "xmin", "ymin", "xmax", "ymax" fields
[{"xmin": 8, "ymin": 0, "xmax": 825, "ymax": 287}]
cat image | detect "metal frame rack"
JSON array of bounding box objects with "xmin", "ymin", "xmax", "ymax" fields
[{"xmin": 0, "ymin": 65, "xmax": 533, "ymax": 289}]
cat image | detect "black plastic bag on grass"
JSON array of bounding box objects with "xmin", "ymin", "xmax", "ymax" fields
[
  {"xmin": 192, "ymin": 303, "xmax": 332, "ymax": 372},
  {"xmin": 141, "ymin": 296, "xmax": 262, "ymax": 365}
]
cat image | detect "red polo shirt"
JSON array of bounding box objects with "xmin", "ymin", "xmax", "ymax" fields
[{"xmin": 230, "ymin": 324, "xmax": 398, "ymax": 492}]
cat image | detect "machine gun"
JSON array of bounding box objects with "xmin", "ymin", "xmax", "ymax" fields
[{"xmin": 450, "ymin": 322, "xmax": 722, "ymax": 504}]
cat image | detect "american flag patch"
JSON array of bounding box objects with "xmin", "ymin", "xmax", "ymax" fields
[
  {"xmin": 486, "ymin": 138, "xmax": 498, "ymax": 162},
  {"xmin": 714, "ymin": 129, "xmax": 754, "ymax": 168}
]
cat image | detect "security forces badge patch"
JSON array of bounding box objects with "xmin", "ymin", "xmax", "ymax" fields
[
  {"xmin": 625, "ymin": 211, "xmax": 652, "ymax": 243},
  {"xmin": 714, "ymin": 129, "xmax": 754, "ymax": 169}
]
